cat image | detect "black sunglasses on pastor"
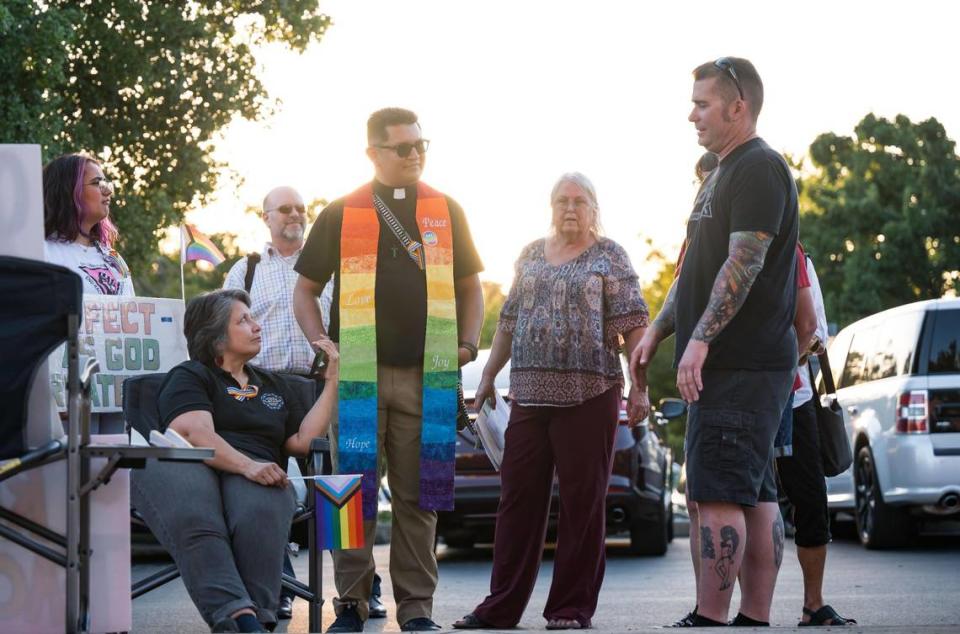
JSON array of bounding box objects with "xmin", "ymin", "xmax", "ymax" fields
[
  {"xmin": 266, "ymin": 204, "xmax": 306, "ymax": 215},
  {"xmin": 374, "ymin": 139, "xmax": 430, "ymax": 158},
  {"xmin": 714, "ymin": 57, "xmax": 744, "ymax": 100}
]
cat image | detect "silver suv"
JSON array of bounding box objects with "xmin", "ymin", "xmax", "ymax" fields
[{"xmin": 822, "ymin": 297, "xmax": 960, "ymax": 548}]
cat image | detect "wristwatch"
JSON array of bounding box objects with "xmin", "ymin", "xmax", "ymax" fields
[{"xmin": 458, "ymin": 341, "xmax": 479, "ymax": 362}]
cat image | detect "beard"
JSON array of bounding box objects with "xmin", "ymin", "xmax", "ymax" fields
[{"xmin": 281, "ymin": 223, "xmax": 305, "ymax": 242}]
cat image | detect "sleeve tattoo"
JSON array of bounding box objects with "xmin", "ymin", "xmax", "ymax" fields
[
  {"xmin": 692, "ymin": 231, "xmax": 773, "ymax": 344},
  {"xmin": 651, "ymin": 280, "xmax": 679, "ymax": 340}
]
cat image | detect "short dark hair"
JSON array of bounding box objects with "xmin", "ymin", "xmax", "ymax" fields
[
  {"xmin": 43, "ymin": 153, "xmax": 119, "ymax": 245},
  {"xmin": 367, "ymin": 107, "xmax": 419, "ymax": 145},
  {"xmin": 184, "ymin": 289, "xmax": 250, "ymax": 366},
  {"xmin": 693, "ymin": 57, "xmax": 764, "ymax": 119}
]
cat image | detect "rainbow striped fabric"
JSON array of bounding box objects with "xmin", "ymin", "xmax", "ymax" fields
[
  {"xmin": 314, "ymin": 475, "xmax": 364, "ymax": 550},
  {"xmin": 338, "ymin": 182, "xmax": 458, "ymax": 519},
  {"xmin": 181, "ymin": 224, "xmax": 226, "ymax": 266}
]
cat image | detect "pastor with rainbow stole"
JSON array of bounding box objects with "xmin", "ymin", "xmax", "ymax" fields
[{"xmin": 294, "ymin": 107, "xmax": 484, "ymax": 633}]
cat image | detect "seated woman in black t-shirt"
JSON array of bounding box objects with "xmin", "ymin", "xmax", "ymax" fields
[{"xmin": 131, "ymin": 289, "xmax": 337, "ymax": 633}]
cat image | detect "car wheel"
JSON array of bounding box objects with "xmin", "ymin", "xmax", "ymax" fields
[
  {"xmin": 629, "ymin": 494, "xmax": 669, "ymax": 556},
  {"xmin": 854, "ymin": 445, "xmax": 913, "ymax": 549}
]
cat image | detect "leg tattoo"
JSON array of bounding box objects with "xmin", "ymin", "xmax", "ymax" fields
[
  {"xmin": 700, "ymin": 526, "xmax": 716, "ymax": 559},
  {"xmin": 773, "ymin": 514, "xmax": 785, "ymax": 568},
  {"xmin": 714, "ymin": 526, "xmax": 740, "ymax": 590}
]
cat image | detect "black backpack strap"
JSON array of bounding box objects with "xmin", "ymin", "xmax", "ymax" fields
[{"xmin": 244, "ymin": 253, "xmax": 261, "ymax": 293}]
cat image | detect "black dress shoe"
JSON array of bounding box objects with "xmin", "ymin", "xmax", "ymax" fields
[
  {"xmin": 401, "ymin": 617, "xmax": 442, "ymax": 631},
  {"xmin": 327, "ymin": 606, "xmax": 364, "ymax": 633},
  {"xmin": 277, "ymin": 595, "xmax": 294, "ymax": 620},
  {"xmin": 368, "ymin": 594, "xmax": 387, "ymax": 619},
  {"xmin": 369, "ymin": 573, "xmax": 386, "ymax": 618}
]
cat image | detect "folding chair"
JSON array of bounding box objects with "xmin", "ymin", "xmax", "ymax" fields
[
  {"xmin": 125, "ymin": 372, "xmax": 331, "ymax": 633},
  {"xmin": 0, "ymin": 255, "xmax": 213, "ymax": 633}
]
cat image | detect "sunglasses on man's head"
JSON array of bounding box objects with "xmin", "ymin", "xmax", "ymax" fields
[
  {"xmin": 373, "ymin": 139, "xmax": 430, "ymax": 158},
  {"xmin": 266, "ymin": 204, "xmax": 306, "ymax": 215},
  {"xmin": 714, "ymin": 57, "xmax": 744, "ymax": 100}
]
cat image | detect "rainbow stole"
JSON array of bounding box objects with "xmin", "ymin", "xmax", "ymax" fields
[
  {"xmin": 314, "ymin": 475, "xmax": 364, "ymax": 550},
  {"xmin": 338, "ymin": 182, "xmax": 459, "ymax": 519}
]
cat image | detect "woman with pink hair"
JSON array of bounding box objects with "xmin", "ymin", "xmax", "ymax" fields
[{"xmin": 42, "ymin": 153, "xmax": 134, "ymax": 296}]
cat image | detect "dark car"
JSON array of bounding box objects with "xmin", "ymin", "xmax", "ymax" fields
[{"xmin": 438, "ymin": 350, "xmax": 683, "ymax": 556}]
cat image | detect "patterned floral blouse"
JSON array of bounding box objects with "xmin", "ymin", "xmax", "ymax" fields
[{"xmin": 498, "ymin": 237, "xmax": 649, "ymax": 407}]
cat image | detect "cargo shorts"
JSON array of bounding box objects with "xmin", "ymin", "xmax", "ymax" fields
[{"xmin": 685, "ymin": 368, "xmax": 794, "ymax": 507}]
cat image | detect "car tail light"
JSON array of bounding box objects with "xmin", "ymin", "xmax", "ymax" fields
[{"xmin": 896, "ymin": 390, "xmax": 928, "ymax": 433}]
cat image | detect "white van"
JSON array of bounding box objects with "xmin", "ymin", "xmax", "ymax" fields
[{"xmin": 822, "ymin": 297, "xmax": 960, "ymax": 548}]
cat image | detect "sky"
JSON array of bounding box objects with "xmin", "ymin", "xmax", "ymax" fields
[{"xmin": 185, "ymin": 0, "xmax": 960, "ymax": 288}]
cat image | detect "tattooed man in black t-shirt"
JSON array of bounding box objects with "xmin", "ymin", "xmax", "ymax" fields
[{"xmin": 630, "ymin": 57, "xmax": 799, "ymax": 628}]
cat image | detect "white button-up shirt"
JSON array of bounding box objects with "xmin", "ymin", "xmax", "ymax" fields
[{"xmin": 224, "ymin": 243, "xmax": 333, "ymax": 374}]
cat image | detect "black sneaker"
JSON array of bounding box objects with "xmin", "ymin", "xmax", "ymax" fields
[
  {"xmin": 670, "ymin": 606, "xmax": 698, "ymax": 627},
  {"xmin": 277, "ymin": 595, "xmax": 294, "ymax": 620},
  {"xmin": 327, "ymin": 606, "xmax": 364, "ymax": 633},
  {"xmin": 401, "ymin": 617, "xmax": 442, "ymax": 631}
]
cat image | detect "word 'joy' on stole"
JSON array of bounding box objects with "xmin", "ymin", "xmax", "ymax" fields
[{"xmin": 314, "ymin": 475, "xmax": 364, "ymax": 550}]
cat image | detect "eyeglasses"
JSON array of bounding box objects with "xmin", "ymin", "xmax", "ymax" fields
[
  {"xmin": 373, "ymin": 139, "xmax": 430, "ymax": 158},
  {"xmin": 552, "ymin": 196, "xmax": 592, "ymax": 210},
  {"xmin": 714, "ymin": 57, "xmax": 744, "ymax": 100},
  {"xmin": 85, "ymin": 177, "xmax": 114, "ymax": 194},
  {"xmin": 265, "ymin": 204, "xmax": 306, "ymax": 215}
]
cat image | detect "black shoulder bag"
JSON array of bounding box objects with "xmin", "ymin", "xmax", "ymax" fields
[{"xmin": 809, "ymin": 352, "xmax": 853, "ymax": 477}]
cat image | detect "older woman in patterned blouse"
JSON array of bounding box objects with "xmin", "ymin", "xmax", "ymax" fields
[{"xmin": 454, "ymin": 173, "xmax": 650, "ymax": 631}]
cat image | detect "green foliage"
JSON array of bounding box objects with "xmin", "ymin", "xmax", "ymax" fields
[
  {"xmin": 798, "ymin": 113, "xmax": 960, "ymax": 327},
  {"xmin": 479, "ymin": 281, "xmax": 506, "ymax": 349},
  {"xmin": 0, "ymin": 0, "xmax": 331, "ymax": 276}
]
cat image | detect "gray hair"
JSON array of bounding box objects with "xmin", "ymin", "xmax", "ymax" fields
[
  {"xmin": 550, "ymin": 172, "xmax": 603, "ymax": 237},
  {"xmin": 184, "ymin": 289, "xmax": 251, "ymax": 366}
]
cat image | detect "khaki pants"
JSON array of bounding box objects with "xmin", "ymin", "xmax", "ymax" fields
[{"xmin": 330, "ymin": 364, "xmax": 438, "ymax": 624}]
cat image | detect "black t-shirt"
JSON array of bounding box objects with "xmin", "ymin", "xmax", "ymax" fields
[
  {"xmin": 295, "ymin": 180, "xmax": 484, "ymax": 367},
  {"xmin": 157, "ymin": 360, "xmax": 305, "ymax": 467},
  {"xmin": 675, "ymin": 137, "xmax": 799, "ymax": 370}
]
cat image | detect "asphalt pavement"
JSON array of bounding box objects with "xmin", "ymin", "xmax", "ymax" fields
[{"xmin": 132, "ymin": 522, "xmax": 960, "ymax": 633}]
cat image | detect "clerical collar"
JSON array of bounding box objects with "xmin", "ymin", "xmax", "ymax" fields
[{"xmin": 373, "ymin": 180, "xmax": 417, "ymax": 201}]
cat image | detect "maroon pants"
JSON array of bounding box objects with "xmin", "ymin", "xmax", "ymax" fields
[{"xmin": 472, "ymin": 387, "xmax": 621, "ymax": 627}]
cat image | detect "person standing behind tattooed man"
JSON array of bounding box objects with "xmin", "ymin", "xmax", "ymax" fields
[{"xmin": 631, "ymin": 57, "xmax": 799, "ymax": 627}]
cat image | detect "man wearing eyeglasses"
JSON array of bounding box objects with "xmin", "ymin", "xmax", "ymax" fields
[
  {"xmin": 294, "ymin": 108, "xmax": 484, "ymax": 633},
  {"xmin": 631, "ymin": 57, "xmax": 799, "ymax": 627},
  {"xmin": 225, "ymin": 186, "xmax": 332, "ymax": 378}
]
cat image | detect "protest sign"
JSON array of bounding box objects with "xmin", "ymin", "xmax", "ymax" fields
[{"xmin": 49, "ymin": 296, "xmax": 188, "ymax": 413}]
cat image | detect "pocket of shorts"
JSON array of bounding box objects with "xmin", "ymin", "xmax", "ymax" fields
[{"xmin": 699, "ymin": 408, "xmax": 748, "ymax": 467}]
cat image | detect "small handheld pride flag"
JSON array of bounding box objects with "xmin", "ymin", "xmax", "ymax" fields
[
  {"xmin": 314, "ymin": 475, "xmax": 365, "ymax": 550},
  {"xmin": 180, "ymin": 224, "xmax": 226, "ymax": 267}
]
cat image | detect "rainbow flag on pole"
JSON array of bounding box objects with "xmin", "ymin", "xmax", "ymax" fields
[
  {"xmin": 314, "ymin": 475, "xmax": 365, "ymax": 550},
  {"xmin": 180, "ymin": 224, "xmax": 225, "ymax": 267}
]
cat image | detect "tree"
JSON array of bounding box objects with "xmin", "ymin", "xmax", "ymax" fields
[
  {"xmin": 0, "ymin": 0, "xmax": 331, "ymax": 275},
  {"xmin": 479, "ymin": 281, "xmax": 506, "ymax": 349},
  {"xmin": 798, "ymin": 114, "xmax": 960, "ymax": 327}
]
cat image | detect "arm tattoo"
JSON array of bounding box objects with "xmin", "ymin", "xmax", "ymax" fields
[
  {"xmin": 773, "ymin": 514, "xmax": 785, "ymax": 568},
  {"xmin": 651, "ymin": 280, "xmax": 679, "ymax": 340},
  {"xmin": 692, "ymin": 231, "xmax": 773, "ymax": 344},
  {"xmin": 700, "ymin": 526, "xmax": 716, "ymax": 559},
  {"xmin": 715, "ymin": 525, "xmax": 740, "ymax": 590}
]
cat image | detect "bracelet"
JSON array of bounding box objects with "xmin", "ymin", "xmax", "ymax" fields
[{"xmin": 458, "ymin": 341, "xmax": 479, "ymax": 362}]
